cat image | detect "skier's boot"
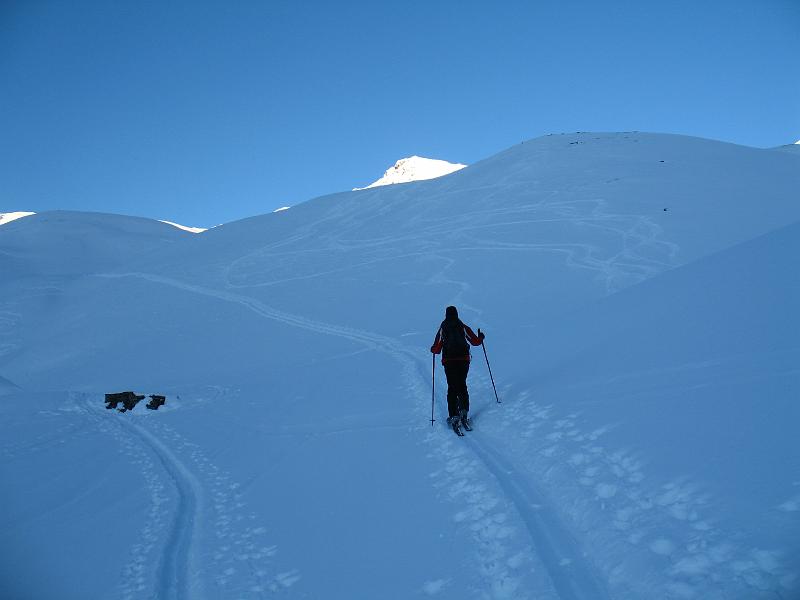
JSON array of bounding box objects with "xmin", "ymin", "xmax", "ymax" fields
[
  {"xmin": 459, "ymin": 408, "xmax": 472, "ymax": 430},
  {"xmin": 447, "ymin": 415, "xmax": 464, "ymax": 436}
]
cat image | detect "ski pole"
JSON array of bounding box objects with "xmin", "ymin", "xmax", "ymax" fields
[
  {"xmin": 480, "ymin": 335, "xmax": 501, "ymax": 404},
  {"xmin": 431, "ymin": 353, "xmax": 436, "ymax": 426}
]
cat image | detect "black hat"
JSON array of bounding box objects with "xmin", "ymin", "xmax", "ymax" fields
[{"xmin": 445, "ymin": 306, "xmax": 458, "ymax": 319}]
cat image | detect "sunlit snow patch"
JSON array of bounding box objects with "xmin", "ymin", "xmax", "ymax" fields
[
  {"xmin": 274, "ymin": 206, "xmax": 291, "ymax": 212},
  {"xmin": 159, "ymin": 220, "xmax": 207, "ymax": 233},
  {"xmin": 0, "ymin": 212, "xmax": 35, "ymax": 225},
  {"xmin": 354, "ymin": 156, "xmax": 466, "ymax": 190}
]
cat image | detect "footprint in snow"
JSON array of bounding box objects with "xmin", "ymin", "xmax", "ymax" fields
[{"xmin": 422, "ymin": 579, "xmax": 449, "ymax": 595}]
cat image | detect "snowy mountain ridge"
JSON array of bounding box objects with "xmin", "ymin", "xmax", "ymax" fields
[
  {"xmin": 354, "ymin": 155, "xmax": 467, "ymax": 190},
  {"xmin": 0, "ymin": 211, "xmax": 207, "ymax": 234},
  {"xmin": 0, "ymin": 212, "xmax": 35, "ymax": 225},
  {"xmin": 1, "ymin": 132, "xmax": 799, "ymax": 600},
  {"xmin": 158, "ymin": 220, "xmax": 207, "ymax": 233}
]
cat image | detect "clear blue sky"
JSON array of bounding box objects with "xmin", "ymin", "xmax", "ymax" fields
[{"xmin": 2, "ymin": 0, "xmax": 798, "ymax": 227}]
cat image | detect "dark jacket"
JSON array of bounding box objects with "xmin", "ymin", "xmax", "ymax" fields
[{"xmin": 431, "ymin": 318, "xmax": 483, "ymax": 364}]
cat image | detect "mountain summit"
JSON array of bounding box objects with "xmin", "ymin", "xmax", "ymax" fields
[{"xmin": 354, "ymin": 155, "xmax": 466, "ymax": 190}]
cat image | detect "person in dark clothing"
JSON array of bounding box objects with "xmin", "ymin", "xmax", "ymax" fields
[{"xmin": 430, "ymin": 306, "xmax": 485, "ymax": 428}]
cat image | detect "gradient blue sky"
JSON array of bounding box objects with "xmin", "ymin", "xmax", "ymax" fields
[{"xmin": 2, "ymin": 0, "xmax": 798, "ymax": 227}]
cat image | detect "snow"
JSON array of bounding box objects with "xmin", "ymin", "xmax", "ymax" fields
[
  {"xmin": 0, "ymin": 132, "xmax": 799, "ymax": 599},
  {"xmin": 2, "ymin": 213, "xmax": 206, "ymax": 233},
  {"xmin": 159, "ymin": 220, "xmax": 207, "ymax": 233},
  {"xmin": 0, "ymin": 374, "xmax": 19, "ymax": 395},
  {"xmin": 354, "ymin": 155, "xmax": 467, "ymax": 190},
  {"xmin": 772, "ymin": 143, "xmax": 800, "ymax": 154},
  {"xmin": 0, "ymin": 210, "xmax": 188, "ymax": 279},
  {"xmin": 0, "ymin": 211, "xmax": 35, "ymax": 226}
]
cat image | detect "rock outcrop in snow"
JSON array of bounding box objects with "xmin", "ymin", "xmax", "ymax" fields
[{"xmin": 354, "ymin": 156, "xmax": 466, "ymax": 190}]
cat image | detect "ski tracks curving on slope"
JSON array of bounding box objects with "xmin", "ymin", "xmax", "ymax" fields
[
  {"xmin": 96, "ymin": 272, "xmax": 615, "ymax": 599},
  {"xmin": 77, "ymin": 394, "xmax": 175, "ymax": 599},
  {"xmin": 466, "ymin": 435, "xmax": 611, "ymax": 600},
  {"xmin": 478, "ymin": 388, "xmax": 798, "ymax": 599},
  {"xmin": 141, "ymin": 419, "xmax": 301, "ymax": 597},
  {"xmin": 123, "ymin": 418, "xmax": 202, "ymax": 600},
  {"xmin": 423, "ymin": 361, "xmax": 610, "ymax": 600},
  {"xmin": 78, "ymin": 394, "xmax": 293, "ymax": 599},
  {"xmin": 222, "ymin": 196, "xmax": 679, "ymax": 295}
]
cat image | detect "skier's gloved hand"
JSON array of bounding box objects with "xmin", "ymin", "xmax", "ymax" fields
[
  {"xmin": 478, "ymin": 328, "xmax": 485, "ymax": 341},
  {"xmin": 430, "ymin": 345, "xmax": 436, "ymax": 353}
]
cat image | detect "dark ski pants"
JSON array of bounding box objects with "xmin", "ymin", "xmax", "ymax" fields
[{"xmin": 443, "ymin": 361, "xmax": 470, "ymax": 417}]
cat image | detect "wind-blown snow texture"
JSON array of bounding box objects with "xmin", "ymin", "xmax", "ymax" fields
[{"xmin": 1, "ymin": 132, "xmax": 798, "ymax": 600}]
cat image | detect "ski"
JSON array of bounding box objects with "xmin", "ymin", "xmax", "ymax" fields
[
  {"xmin": 451, "ymin": 420, "xmax": 465, "ymax": 436},
  {"xmin": 461, "ymin": 418, "xmax": 472, "ymax": 432}
]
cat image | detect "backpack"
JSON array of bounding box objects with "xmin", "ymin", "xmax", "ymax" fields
[{"xmin": 440, "ymin": 318, "xmax": 469, "ymax": 358}]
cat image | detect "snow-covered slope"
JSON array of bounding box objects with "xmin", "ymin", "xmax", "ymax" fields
[
  {"xmin": 1, "ymin": 132, "xmax": 798, "ymax": 599},
  {"xmin": 0, "ymin": 210, "xmax": 191, "ymax": 279},
  {"xmin": 354, "ymin": 155, "xmax": 466, "ymax": 189},
  {"xmin": 0, "ymin": 374, "xmax": 19, "ymax": 395},
  {"xmin": 772, "ymin": 142, "xmax": 800, "ymax": 154}
]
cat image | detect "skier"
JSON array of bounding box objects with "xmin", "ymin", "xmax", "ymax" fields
[{"xmin": 430, "ymin": 306, "xmax": 485, "ymax": 434}]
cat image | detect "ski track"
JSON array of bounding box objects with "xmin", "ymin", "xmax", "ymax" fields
[
  {"xmin": 77, "ymin": 394, "xmax": 171, "ymax": 600},
  {"xmin": 0, "ymin": 306, "xmax": 22, "ymax": 362},
  {"xmin": 77, "ymin": 393, "xmax": 292, "ymax": 600},
  {"xmin": 143, "ymin": 419, "xmax": 297, "ymax": 598},
  {"xmin": 222, "ymin": 197, "xmax": 678, "ymax": 294},
  {"xmin": 91, "ymin": 194, "xmax": 680, "ymax": 598},
  {"xmin": 467, "ymin": 437, "xmax": 611, "ymax": 600},
  {"xmin": 478, "ymin": 387, "xmax": 798, "ymax": 599},
  {"xmin": 125, "ymin": 418, "xmax": 201, "ymax": 600},
  {"xmin": 96, "ymin": 271, "xmax": 614, "ymax": 599}
]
